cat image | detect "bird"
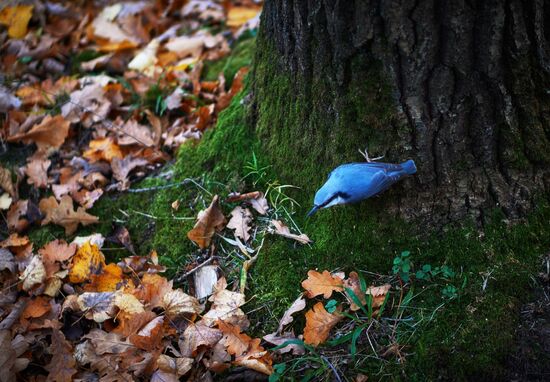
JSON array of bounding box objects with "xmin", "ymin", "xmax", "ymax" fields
[{"xmin": 307, "ymin": 149, "xmax": 416, "ymax": 216}]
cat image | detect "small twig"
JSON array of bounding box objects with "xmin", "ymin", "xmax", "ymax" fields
[
  {"xmin": 175, "ymin": 256, "xmax": 217, "ymax": 283},
  {"xmin": 126, "ymin": 179, "xmax": 193, "ymax": 193}
]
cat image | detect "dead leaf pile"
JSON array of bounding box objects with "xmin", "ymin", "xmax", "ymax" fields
[
  {"xmin": 0, "ymin": 0, "xmax": 262, "ymax": 234},
  {"xmin": 0, "ymin": 234, "xmax": 273, "ymax": 380}
]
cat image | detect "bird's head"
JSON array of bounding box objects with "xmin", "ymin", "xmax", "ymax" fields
[{"xmin": 307, "ymin": 179, "xmax": 350, "ymax": 216}]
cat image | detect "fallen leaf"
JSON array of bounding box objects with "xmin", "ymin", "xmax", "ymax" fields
[
  {"xmin": 0, "ymin": 85, "xmax": 21, "ymax": 112},
  {"xmin": 21, "ymin": 296, "xmax": 52, "ymax": 322},
  {"xmin": 194, "ymin": 264, "xmax": 219, "ymax": 299},
  {"xmin": 277, "ymin": 295, "xmax": 306, "ymax": 333},
  {"xmin": 271, "ymin": 220, "xmax": 312, "ymax": 245},
  {"xmin": 179, "ymin": 321, "xmax": 222, "ymax": 357},
  {"xmin": 226, "ymin": 206, "xmax": 253, "ymax": 242},
  {"xmin": 83, "ymin": 137, "xmax": 124, "ymax": 163},
  {"xmin": 129, "ymin": 315, "xmax": 164, "ymax": 351},
  {"xmin": 0, "ymin": 5, "xmax": 33, "ymax": 38},
  {"xmin": 303, "ymin": 302, "xmax": 343, "ymax": 346},
  {"xmin": 7, "ymin": 115, "xmax": 70, "ymax": 151},
  {"xmin": 68, "ymin": 242, "xmax": 105, "ymax": 284},
  {"xmin": 86, "ymin": 263, "xmax": 123, "ymax": 292},
  {"xmin": 0, "ymin": 193, "xmax": 12, "ymax": 210},
  {"xmin": 38, "ymin": 239, "xmax": 77, "ymax": 277},
  {"xmin": 128, "ymin": 39, "xmax": 159, "ymax": 72},
  {"xmin": 134, "ymin": 273, "xmax": 173, "ymax": 308},
  {"xmin": 116, "ymin": 118, "xmax": 155, "ymax": 146},
  {"xmin": 113, "ymin": 292, "xmax": 145, "ymax": 314},
  {"xmin": 162, "ymin": 289, "xmax": 202, "ymax": 318},
  {"xmin": 45, "ymin": 329, "xmax": 77, "ymax": 382},
  {"xmin": 263, "ymin": 332, "xmax": 305, "ymax": 355},
  {"xmin": 227, "ymin": 6, "xmax": 261, "ymax": 28},
  {"xmin": 39, "ymin": 195, "xmax": 99, "ymax": 235},
  {"xmin": 202, "ymin": 278, "xmax": 248, "ymax": 327},
  {"xmin": 153, "ymin": 355, "xmax": 193, "ymax": 381},
  {"xmin": 61, "ymin": 83, "xmax": 112, "ymax": 127},
  {"xmin": 187, "ymin": 195, "xmax": 226, "ymax": 249},
  {"xmin": 366, "ymin": 284, "xmax": 391, "ymax": 311},
  {"xmin": 77, "ymin": 292, "xmax": 115, "ymax": 322},
  {"xmin": 302, "ymin": 270, "xmax": 344, "ymax": 299},
  {"xmin": 19, "ymin": 255, "xmax": 46, "ymax": 291},
  {"xmin": 25, "ymin": 156, "xmax": 51, "ymax": 188},
  {"xmin": 0, "ymin": 165, "xmax": 16, "ymax": 197},
  {"xmin": 344, "ymin": 271, "xmax": 366, "ymax": 311},
  {"xmin": 111, "ymin": 155, "xmax": 148, "ymax": 190},
  {"xmin": 217, "ymin": 319, "xmax": 252, "ymax": 357},
  {"xmin": 110, "ymin": 226, "xmax": 136, "ymax": 255},
  {"xmin": 0, "ymin": 330, "xmax": 17, "ymax": 382},
  {"xmin": 0, "ymin": 248, "xmax": 15, "ymax": 273}
]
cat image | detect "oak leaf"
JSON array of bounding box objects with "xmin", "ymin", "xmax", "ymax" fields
[
  {"xmin": 38, "ymin": 239, "xmax": 77, "ymax": 278},
  {"xmin": 68, "ymin": 242, "xmax": 105, "ymax": 283},
  {"xmin": 7, "ymin": 115, "xmax": 70, "ymax": 151},
  {"xmin": 39, "ymin": 195, "xmax": 99, "ymax": 235},
  {"xmin": 25, "ymin": 156, "xmax": 51, "ymax": 188},
  {"xmin": 217, "ymin": 319, "xmax": 252, "ymax": 357},
  {"xmin": 111, "ymin": 155, "xmax": 148, "ymax": 190},
  {"xmin": 202, "ymin": 278, "xmax": 248, "ymax": 328},
  {"xmin": 271, "ymin": 220, "xmax": 312, "ymax": 244},
  {"xmin": 303, "ymin": 302, "xmax": 343, "ymax": 346},
  {"xmin": 187, "ymin": 195, "xmax": 226, "ymax": 249},
  {"xmin": 302, "ymin": 270, "xmax": 344, "ymax": 299},
  {"xmin": 226, "ymin": 206, "xmax": 253, "ymax": 242}
]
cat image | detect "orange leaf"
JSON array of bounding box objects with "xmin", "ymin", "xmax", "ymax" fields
[
  {"xmin": 83, "ymin": 137, "xmax": 124, "ymax": 163},
  {"xmin": 21, "ymin": 296, "xmax": 52, "ymax": 321},
  {"xmin": 38, "ymin": 239, "xmax": 77, "ymax": 278},
  {"xmin": 301, "ymin": 270, "xmax": 344, "ymax": 299},
  {"xmin": 187, "ymin": 195, "xmax": 226, "ymax": 249},
  {"xmin": 303, "ymin": 302, "xmax": 343, "ymax": 346},
  {"xmin": 7, "ymin": 115, "xmax": 70, "ymax": 150},
  {"xmin": 86, "ymin": 263, "xmax": 123, "ymax": 292},
  {"xmin": 366, "ymin": 284, "xmax": 391, "ymax": 310},
  {"xmin": 344, "ymin": 271, "xmax": 366, "ymax": 311},
  {"xmin": 217, "ymin": 319, "xmax": 251, "ymax": 357},
  {"xmin": 68, "ymin": 242, "xmax": 105, "ymax": 284},
  {"xmin": 39, "ymin": 195, "xmax": 99, "ymax": 235},
  {"xmin": 129, "ymin": 316, "xmax": 164, "ymax": 351}
]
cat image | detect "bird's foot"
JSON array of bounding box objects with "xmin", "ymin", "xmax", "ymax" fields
[{"xmin": 358, "ymin": 147, "xmax": 384, "ymax": 162}]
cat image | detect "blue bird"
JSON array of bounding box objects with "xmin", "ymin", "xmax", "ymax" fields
[{"xmin": 307, "ymin": 157, "xmax": 417, "ymax": 216}]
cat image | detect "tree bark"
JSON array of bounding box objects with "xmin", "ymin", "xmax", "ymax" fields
[{"xmin": 252, "ymin": 0, "xmax": 550, "ymax": 226}]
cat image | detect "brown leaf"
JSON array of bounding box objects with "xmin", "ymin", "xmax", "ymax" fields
[
  {"xmin": 116, "ymin": 118, "xmax": 155, "ymax": 146},
  {"xmin": 153, "ymin": 355, "xmax": 193, "ymax": 382},
  {"xmin": 271, "ymin": 220, "xmax": 312, "ymax": 244},
  {"xmin": 111, "ymin": 155, "xmax": 148, "ymax": 190},
  {"xmin": 19, "ymin": 255, "xmax": 46, "ymax": 291},
  {"xmin": 217, "ymin": 319, "xmax": 252, "ymax": 357},
  {"xmin": 277, "ymin": 295, "xmax": 306, "ymax": 333},
  {"xmin": 162, "ymin": 289, "xmax": 202, "ymax": 318},
  {"xmin": 39, "ymin": 195, "xmax": 99, "ymax": 235},
  {"xmin": 0, "ymin": 330, "xmax": 17, "ymax": 382},
  {"xmin": 25, "ymin": 155, "xmax": 51, "ymax": 188},
  {"xmin": 61, "ymin": 84, "xmax": 111, "ymax": 127},
  {"xmin": 301, "ymin": 270, "xmax": 344, "ymax": 299},
  {"xmin": 226, "ymin": 206, "xmax": 253, "ymax": 242},
  {"xmin": 129, "ymin": 316, "xmax": 164, "ymax": 351},
  {"xmin": 344, "ymin": 271, "xmax": 366, "ymax": 311},
  {"xmin": 366, "ymin": 284, "xmax": 391, "ymax": 311},
  {"xmin": 187, "ymin": 195, "xmax": 226, "ymax": 249},
  {"xmin": 46, "ymin": 329, "xmax": 77, "ymax": 382},
  {"xmin": 202, "ymin": 278, "xmax": 248, "ymax": 328},
  {"xmin": 77, "ymin": 292, "xmax": 116, "ymax": 322},
  {"xmin": 179, "ymin": 322, "xmax": 223, "ymax": 357},
  {"xmin": 303, "ymin": 302, "xmax": 343, "ymax": 346},
  {"xmin": 7, "ymin": 115, "xmax": 70, "ymax": 150},
  {"xmin": 38, "ymin": 239, "xmax": 77, "ymax": 278},
  {"xmin": 263, "ymin": 332, "xmax": 305, "ymax": 355},
  {"xmin": 112, "ymin": 310, "xmax": 156, "ymax": 337}
]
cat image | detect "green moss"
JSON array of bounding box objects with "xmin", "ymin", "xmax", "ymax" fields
[{"xmin": 203, "ymin": 37, "xmax": 256, "ymax": 88}]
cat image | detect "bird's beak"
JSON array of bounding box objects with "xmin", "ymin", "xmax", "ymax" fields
[{"xmin": 307, "ymin": 205, "xmax": 319, "ymax": 217}]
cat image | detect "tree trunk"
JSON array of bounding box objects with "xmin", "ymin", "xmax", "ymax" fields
[{"xmin": 251, "ymin": 0, "xmax": 550, "ymax": 226}]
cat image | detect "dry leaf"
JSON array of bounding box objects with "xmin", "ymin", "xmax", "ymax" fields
[
  {"xmin": 39, "ymin": 195, "xmax": 99, "ymax": 235},
  {"xmin": 271, "ymin": 220, "xmax": 312, "ymax": 245},
  {"xmin": 77, "ymin": 292, "xmax": 116, "ymax": 322},
  {"xmin": 303, "ymin": 302, "xmax": 343, "ymax": 346},
  {"xmin": 25, "ymin": 156, "xmax": 51, "ymax": 188},
  {"xmin": 187, "ymin": 195, "xmax": 226, "ymax": 249},
  {"xmin": 180, "ymin": 322, "xmax": 222, "ymax": 357},
  {"xmin": 162, "ymin": 289, "xmax": 202, "ymax": 318},
  {"xmin": 116, "ymin": 118, "xmax": 155, "ymax": 146},
  {"xmin": 111, "ymin": 155, "xmax": 148, "ymax": 190},
  {"xmin": 366, "ymin": 284, "xmax": 391, "ymax": 311},
  {"xmin": 277, "ymin": 295, "xmax": 306, "ymax": 333},
  {"xmin": 38, "ymin": 239, "xmax": 77, "ymax": 277},
  {"xmin": 0, "ymin": 5, "xmax": 33, "ymax": 38},
  {"xmin": 263, "ymin": 332, "xmax": 305, "ymax": 355},
  {"xmin": 0, "ymin": 166, "xmax": 16, "ymax": 197},
  {"xmin": 302, "ymin": 270, "xmax": 344, "ymax": 299},
  {"xmin": 7, "ymin": 115, "xmax": 70, "ymax": 151},
  {"xmin": 227, "ymin": 6, "xmax": 261, "ymax": 28},
  {"xmin": 113, "ymin": 292, "xmax": 144, "ymax": 314},
  {"xmin": 83, "ymin": 137, "xmax": 124, "ymax": 163},
  {"xmin": 46, "ymin": 329, "xmax": 77, "ymax": 382},
  {"xmin": 0, "ymin": 193, "xmax": 12, "ymax": 210},
  {"xmin": 153, "ymin": 355, "xmax": 194, "ymax": 381},
  {"xmin": 61, "ymin": 83, "xmax": 112, "ymax": 127},
  {"xmin": 129, "ymin": 315, "xmax": 164, "ymax": 351},
  {"xmin": 194, "ymin": 264, "xmax": 219, "ymax": 299},
  {"xmin": 344, "ymin": 271, "xmax": 366, "ymax": 311},
  {"xmin": 202, "ymin": 278, "xmax": 247, "ymax": 327},
  {"xmin": 19, "ymin": 255, "xmax": 46, "ymax": 291},
  {"xmin": 68, "ymin": 242, "xmax": 105, "ymax": 283},
  {"xmin": 226, "ymin": 206, "xmax": 252, "ymax": 242},
  {"xmin": 86, "ymin": 263, "xmax": 124, "ymax": 292}
]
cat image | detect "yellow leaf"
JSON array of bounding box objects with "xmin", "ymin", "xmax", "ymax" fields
[
  {"xmin": 68, "ymin": 242, "xmax": 105, "ymax": 284},
  {"xmin": 86, "ymin": 263, "xmax": 123, "ymax": 292},
  {"xmin": 226, "ymin": 6, "xmax": 260, "ymax": 28},
  {"xmin": 0, "ymin": 5, "xmax": 33, "ymax": 39}
]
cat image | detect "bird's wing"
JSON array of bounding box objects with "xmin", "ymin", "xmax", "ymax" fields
[{"xmin": 362, "ymin": 170, "xmax": 403, "ymax": 197}]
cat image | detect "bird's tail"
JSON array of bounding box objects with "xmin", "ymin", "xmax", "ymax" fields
[{"xmin": 401, "ymin": 159, "xmax": 417, "ymax": 175}]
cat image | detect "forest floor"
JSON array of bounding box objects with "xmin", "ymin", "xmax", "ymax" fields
[{"xmin": 1, "ymin": 1, "xmax": 550, "ymax": 381}]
